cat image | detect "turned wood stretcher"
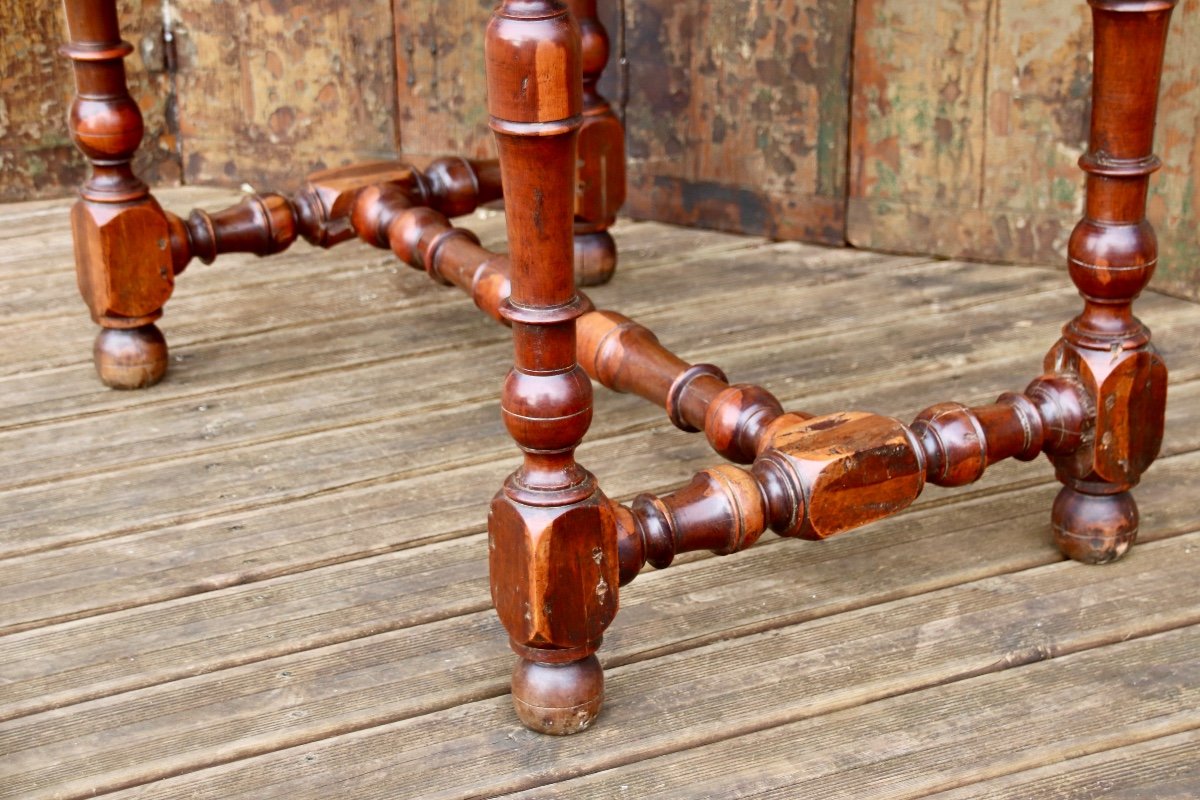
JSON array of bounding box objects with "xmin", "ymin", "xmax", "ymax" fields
[{"xmin": 60, "ymin": 0, "xmax": 1176, "ymax": 734}]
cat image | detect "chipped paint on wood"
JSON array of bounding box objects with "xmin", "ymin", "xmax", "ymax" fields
[
  {"xmin": 171, "ymin": 0, "xmax": 398, "ymax": 192},
  {"xmin": 393, "ymin": 0, "xmax": 496, "ymax": 160},
  {"xmin": 849, "ymin": 0, "xmax": 1199, "ymax": 299},
  {"xmin": 389, "ymin": 1, "xmax": 853, "ymax": 245},
  {"xmin": 621, "ymin": 0, "xmax": 853, "ymax": 243},
  {"xmin": 1152, "ymin": 0, "xmax": 1200, "ymax": 300},
  {"xmin": 0, "ymin": 0, "xmax": 178, "ymax": 202},
  {"xmin": 2, "ymin": 0, "xmax": 1195, "ymax": 297}
]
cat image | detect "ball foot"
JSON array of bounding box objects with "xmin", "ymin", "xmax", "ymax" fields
[
  {"xmin": 574, "ymin": 230, "xmax": 617, "ymax": 287},
  {"xmin": 1052, "ymin": 486, "xmax": 1138, "ymax": 565},
  {"xmin": 94, "ymin": 324, "xmax": 168, "ymax": 390},
  {"xmin": 511, "ymin": 654, "xmax": 604, "ymax": 735}
]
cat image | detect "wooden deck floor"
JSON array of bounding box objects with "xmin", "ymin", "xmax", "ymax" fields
[{"xmin": 2, "ymin": 187, "xmax": 1198, "ymax": 799}]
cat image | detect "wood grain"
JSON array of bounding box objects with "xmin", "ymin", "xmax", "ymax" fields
[
  {"xmin": 500, "ymin": 626, "xmax": 1200, "ymax": 799},
  {"xmin": 170, "ymin": 0, "xmax": 397, "ymax": 191},
  {"xmin": 619, "ymin": 0, "xmax": 853, "ymax": 243},
  {"xmin": 68, "ymin": 538, "xmax": 1200, "ymax": 799},
  {"xmin": 925, "ymin": 728, "xmax": 1200, "ymax": 799},
  {"xmin": 848, "ymin": 0, "xmax": 1200, "ymax": 300}
]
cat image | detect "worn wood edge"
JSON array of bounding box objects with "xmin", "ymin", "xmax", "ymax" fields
[
  {"xmin": 920, "ymin": 728, "xmax": 1200, "ymax": 799},
  {"xmin": 32, "ymin": 538, "xmax": 1199, "ymax": 800}
]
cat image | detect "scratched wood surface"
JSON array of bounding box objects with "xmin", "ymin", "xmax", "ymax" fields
[
  {"xmin": 0, "ymin": 0, "xmax": 179, "ymax": 201},
  {"xmin": 848, "ymin": 0, "xmax": 1200, "ymax": 300},
  {"xmin": 1, "ymin": 186, "xmax": 1198, "ymax": 798}
]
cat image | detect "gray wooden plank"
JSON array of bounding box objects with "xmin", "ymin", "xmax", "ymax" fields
[
  {"xmin": 42, "ymin": 537, "xmax": 1196, "ymax": 800},
  {"xmin": 496, "ymin": 628, "xmax": 1200, "ymax": 800},
  {"xmin": 0, "ymin": 234, "xmax": 891, "ymax": 427},
  {"xmin": 922, "ymin": 728, "xmax": 1200, "ymax": 799},
  {"xmin": 7, "ymin": 266, "xmax": 1190, "ymax": 573},
  {"xmin": 1, "ymin": 187, "xmax": 1196, "ymax": 800},
  {"xmin": 2, "ymin": 340, "xmax": 1190, "ymax": 666},
  {"xmin": 5, "ymin": 254, "xmax": 1062, "ymax": 558},
  {"xmin": 10, "ymin": 440, "xmax": 1195, "ymax": 722},
  {"xmin": 0, "ymin": 206, "xmax": 762, "ymax": 379},
  {"xmin": 0, "ymin": 249, "xmax": 949, "ymax": 491}
]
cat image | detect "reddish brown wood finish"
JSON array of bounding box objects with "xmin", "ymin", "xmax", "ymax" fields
[
  {"xmin": 165, "ymin": 158, "xmax": 503, "ymax": 272},
  {"xmin": 575, "ymin": 310, "xmax": 792, "ymax": 462},
  {"xmin": 62, "ymin": 0, "xmax": 174, "ymax": 389},
  {"xmin": 345, "ymin": 201, "xmax": 799, "ymax": 465},
  {"xmin": 485, "ymin": 0, "xmax": 618, "ymax": 736},
  {"xmin": 564, "ymin": 0, "xmax": 627, "ymax": 287},
  {"xmin": 1046, "ymin": 0, "xmax": 1174, "ymax": 565},
  {"xmin": 614, "ymin": 379, "xmax": 1090, "ymax": 584}
]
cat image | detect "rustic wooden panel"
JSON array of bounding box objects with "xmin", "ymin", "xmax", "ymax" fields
[
  {"xmin": 390, "ymin": 1, "xmax": 853, "ymax": 244},
  {"xmin": 1153, "ymin": 0, "xmax": 1200, "ymax": 301},
  {"xmin": 170, "ymin": 0, "xmax": 398, "ymax": 192},
  {"xmin": 0, "ymin": 0, "xmax": 179, "ymax": 201},
  {"xmin": 392, "ymin": 0, "xmax": 496, "ymax": 160},
  {"xmin": 621, "ymin": 0, "xmax": 853, "ymax": 243},
  {"xmin": 848, "ymin": 0, "xmax": 1200, "ymax": 300}
]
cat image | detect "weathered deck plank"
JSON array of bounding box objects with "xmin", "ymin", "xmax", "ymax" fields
[
  {"xmin": 0, "ymin": 187, "xmax": 1195, "ymax": 799},
  {"xmin": 499, "ymin": 627, "xmax": 1200, "ymax": 800},
  {"xmin": 2, "ymin": 378, "xmax": 1197, "ymax": 723},
  {"xmin": 58, "ymin": 540, "xmax": 1198, "ymax": 800},
  {"xmin": 5, "ymin": 264, "xmax": 1196, "ymax": 562},
  {"xmin": 4, "ymin": 304, "xmax": 1195, "ymax": 639},
  {"xmin": 924, "ymin": 728, "xmax": 1200, "ymax": 799}
]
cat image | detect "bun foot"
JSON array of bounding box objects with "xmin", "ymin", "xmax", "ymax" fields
[
  {"xmin": 511, "ymin": 654, "xmax": 604, "ymax": 735},
  {"xmin": 94, "ymin": 323, "xmax": 168, "ymax": 389},
  {"xmin": 1052, "ymin": 486, "xmax": 1138, "ymax": 565},
  {"xmin": 574, "ymin": 230, "xmax": 617, "ymax": 287}
]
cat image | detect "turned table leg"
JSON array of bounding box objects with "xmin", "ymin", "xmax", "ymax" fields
[
  {"xmin": 485, "ymin": 1, "xmax": 619, "ymax": 734},
  {"xmin": 566, "ymin": 0, "xmax": 627, "ymax": 286},
  {"xmin": 62, "ymin": 0, "xmax": 174, "ymax": 389},
  {"xmin": 1046, "ymin": 0, "xmax": 1175, "ymax": 564}
]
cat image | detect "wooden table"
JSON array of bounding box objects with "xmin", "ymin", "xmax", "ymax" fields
[{"xmin": 56, "ymin": 0, "xmax": 1180, "ymax": 737}]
